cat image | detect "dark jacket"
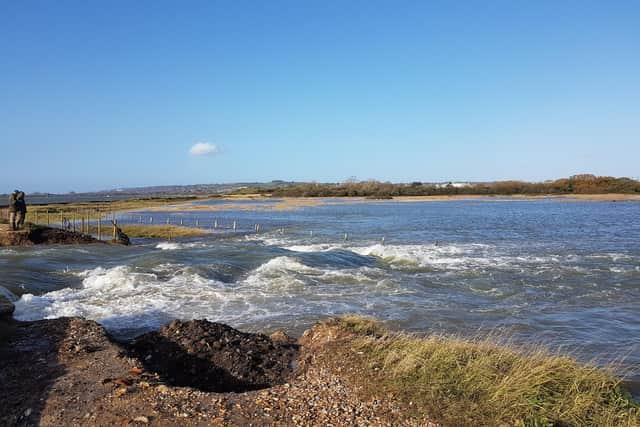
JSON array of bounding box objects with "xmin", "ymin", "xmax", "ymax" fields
[{"xmin": 16, "ymin": 192, "xmax": 26, "ymax": 214}]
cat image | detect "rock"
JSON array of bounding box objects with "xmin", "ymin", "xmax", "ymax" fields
[
  {"xmin": 113, "ymin": 378, "xmax": 133, "ymax": 387},
  {"xmin": 111, "ymin": 222, "xmax": 130, "ymax": 246},
  {"xmin": 0, "ymin": 295, "xmax": 15, "ymax": 320},
  {"xmin": 156, "ymin": 385, "xmax": 170, "ymax": 394},
  {"xmin": 270, "ymin": 330, "xmax": 296, "ymax": 344},
  {"xmin": 129, "ymin": 367, "xmax": 144, "ymax": 375},
  {"xmin": 133, "ymin": 415, "xmax": 149, "ymax": 424}
]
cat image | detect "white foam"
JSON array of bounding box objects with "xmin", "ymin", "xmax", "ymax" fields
[
  {"xmin": 254, "ymin": 256, "xmax": 321, "ymax": 275},
  {"xmin": 156, "ymin": 242, "xmax": 182, "ymax": 250},
  {"xmin": 348, "ymin": 243, "xmax": 487, "ymax": 270},
  {"xmin": 155, "ymin": 241, "xmax": 208, "ymax": 250},
  {"xmin": 12, "ymin": 257, "xmax": 394, "ymax": 336},
  {"xmin": 285, "ymin": 243, "xmax": 345, "ymax": 253},
  {"xmin": 14, "ymin": 265, "xmax": 245, "ymax": 333},
  {"xmin": 253, "ymin": 233, "xmax": 558, "ymax": 271}
]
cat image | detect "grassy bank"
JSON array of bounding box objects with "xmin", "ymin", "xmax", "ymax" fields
[
  {"xmin": 319, "ymin": 317, "xmax": 639, "ymax": 427},
  {"xmin": 87, "ymin": 224, "xmax": 207, "ymax": 239}
]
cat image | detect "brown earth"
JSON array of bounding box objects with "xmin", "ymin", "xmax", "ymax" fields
[
  {"xmin": 0, "ymin": 317, "xmax": 422, "ymax": 427},
  {"xmin": 129, "ymin": 320, "xmax": 299, "ymax": 393},
  {"xmin": 0, "ymin": 224, "xmax": 103, "ymax": 247}
]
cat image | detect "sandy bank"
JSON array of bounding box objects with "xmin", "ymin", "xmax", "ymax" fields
[{"xmin": 146, "ymin": 193, "xmax": 640, "ymax": 214}]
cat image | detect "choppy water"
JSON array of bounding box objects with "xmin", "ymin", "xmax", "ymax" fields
[{"xmin": 2, "ymin": 199, "xmax": 639, "ymax": 389}]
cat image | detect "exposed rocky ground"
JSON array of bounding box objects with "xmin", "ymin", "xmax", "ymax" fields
[{"xmin": 0, "ymin": 315, "xmax": 421, "ymax": 427}]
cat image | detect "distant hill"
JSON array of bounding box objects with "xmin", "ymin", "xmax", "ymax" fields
[
  {"xmin": 0, "ymin": 181, "xmax": 297, "ymax": 207},
  {"xmin": 2, "ymin": 176, "xmax": 638, "ymax": 207}
]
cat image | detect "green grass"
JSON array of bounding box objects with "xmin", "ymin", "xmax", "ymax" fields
[{"xmin": 325, "ymin": 317, "xmax": 639, "ymax": 427}]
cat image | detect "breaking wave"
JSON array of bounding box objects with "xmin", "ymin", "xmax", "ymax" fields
[
  {"xmin": 12, "ymin": 256, "xmax": 396, "ymax": 338},
  {"xmin": 155, "ymin": 241, "xmax": 209, "ymax": 250}
]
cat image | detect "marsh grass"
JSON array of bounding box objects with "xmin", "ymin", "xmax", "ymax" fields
[
  {"xmin": 22, "ymin": 196, "xmax": 199, "ymax": 224},
  {"xmin": 329, "ymin": 317, "xmax": 639, "ymax": 426},
  {"xmin": 87, "ymin": 224, "xmax": 207, "ymax": 239}
]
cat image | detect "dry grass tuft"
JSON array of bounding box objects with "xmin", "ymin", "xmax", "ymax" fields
[
  {"xmin": 329, "ymin": 315, "xmax": 389, "ymax": 337},
  {"xmin": 327, "ymin": 317, "xmax": 639, "ymax": 427}
]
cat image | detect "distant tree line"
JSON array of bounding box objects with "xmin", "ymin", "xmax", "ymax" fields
[{"xmin": 238, "ymin": 175, "xmax": 640, "ymax": 198}]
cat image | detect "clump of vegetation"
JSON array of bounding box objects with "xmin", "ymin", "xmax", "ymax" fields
[
  {"xmin": 325, "ymin": 317, "xmax": 639, "ymax": 427},
  {"xmin": 119, "ymin": 224, "xmax": 207, "ymax": 239},
  {"xmin": 330, "ymin": 315, "xmax": 389, "ymax": 337}
]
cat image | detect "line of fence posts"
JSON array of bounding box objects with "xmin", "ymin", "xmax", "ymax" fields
[{"xmin": 18, "ymin": 208, "xmax": 390, "ymax": 247}]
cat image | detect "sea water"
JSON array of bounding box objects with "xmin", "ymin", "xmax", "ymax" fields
[{"xmin": 2, "ymin": 199, "xmax": 639, "ymax": 389}]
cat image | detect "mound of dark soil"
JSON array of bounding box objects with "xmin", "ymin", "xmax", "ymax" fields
[
  {"xmin": 0, "ymin": 224, "xmax": 105, "ymax": 246},
  {"xmin": 129, "ymin": 319, "xmax": 299, "ymax": 392},
  {"xmin": 28, "ymin": 226, "xmax": 101, "ymax": 244}
]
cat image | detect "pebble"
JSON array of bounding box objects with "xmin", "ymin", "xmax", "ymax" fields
[{"xmin": 133, "ymin": 415, "xmax": 149, "ymax": 424}]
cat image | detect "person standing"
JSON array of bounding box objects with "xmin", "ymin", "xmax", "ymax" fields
[
  {"xmin": 7, "ymin": 191, "xmax": 18, "ymax": 230},
  {"xmin": 15, "ymin": 191, "xmax": 27, "ymax": 229}
]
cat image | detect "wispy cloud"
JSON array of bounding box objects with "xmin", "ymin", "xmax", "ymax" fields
[{"xmin": 189, "ymin": 142, "xmax": 219, "ymax": 157}]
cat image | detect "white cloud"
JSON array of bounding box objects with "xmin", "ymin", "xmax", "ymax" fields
[{"xmin": 189, "ymin": 142, "xmax": 219, "ymax": 157}]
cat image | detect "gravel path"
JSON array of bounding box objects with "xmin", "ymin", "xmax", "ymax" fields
[{"xmin": 0, "ymin": 317, "xmax": 431, "ymax": 426}]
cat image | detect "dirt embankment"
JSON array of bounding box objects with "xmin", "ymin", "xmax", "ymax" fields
[
  {"xmin": 0, "ymin": 224, "xmax": 125, "ymax": 247},
  {"xmin": 0, "ymin": 224, "xmax": 101, "ymax": 247},
  {"xmin": 0, "ymin": 317, "xmax": 410, "ymax": 427}
]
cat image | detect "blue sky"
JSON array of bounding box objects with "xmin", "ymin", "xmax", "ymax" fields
[{"xmin": 1, "ymin": 1, "xmax": 638, "ymax": 193}]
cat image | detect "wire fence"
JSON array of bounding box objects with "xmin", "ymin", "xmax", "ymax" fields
[{"xmin": 1, "ymin": 206, "xmax": 386, "ymax": 244}]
